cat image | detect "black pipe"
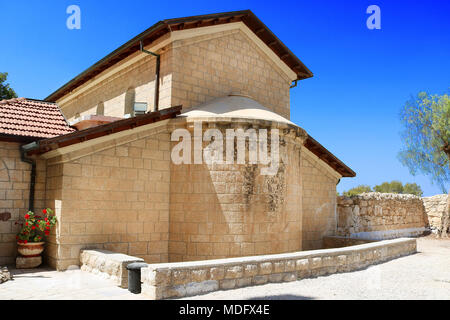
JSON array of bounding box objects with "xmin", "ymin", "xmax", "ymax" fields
[
  {"xmin": 140, "ymin": 41, "xmax": 160, "ymax": 112},
  {"xmin": 20, "ymin": 145, "xmax": 36, "ymax": 213}
]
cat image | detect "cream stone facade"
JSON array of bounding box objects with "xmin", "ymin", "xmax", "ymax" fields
[
  {"xmin": 42, "ymin": 124, "xmax": 172, "ymax": 270},
  {"xmin": 301, "ymin": 148, "xmax": 340, "ymax": 250},
  {"xmin": 0, "ymin": 11, "xmax": 358, "ymax": 270},
  {"xmin": 0, "ymin": 142, "xmax": 46, "ymax": 265},
  {"xmin": 56, "ymin": 23, "xmax": 294, "ymax": 121}
]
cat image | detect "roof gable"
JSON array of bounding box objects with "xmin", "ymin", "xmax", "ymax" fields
[{"xmin": 45, "ymin": 10, "xmax": 313, "ymax": 102}]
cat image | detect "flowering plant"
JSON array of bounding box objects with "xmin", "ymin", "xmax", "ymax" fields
[{"xmin": 15, "ymin": 208, "xmax": 57, "ymax": 244}]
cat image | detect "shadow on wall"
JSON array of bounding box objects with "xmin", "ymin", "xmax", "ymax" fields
[{"xmin": 168, "ymin": 135, "xmax": 301, "ymax": 261}]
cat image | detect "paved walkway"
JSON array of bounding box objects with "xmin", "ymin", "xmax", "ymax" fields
[
  {"xmin": 0, "ymin": 267, "xmax": 146, "ymax": 300},
  {"xmin": 0, "ymin": 237, "xmax": 449, "ymax": 300}
]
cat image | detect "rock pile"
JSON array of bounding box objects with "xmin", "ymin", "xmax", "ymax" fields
[{"xmin": 422, "ymin": 194, "xmax": 449, "ymax": 233}]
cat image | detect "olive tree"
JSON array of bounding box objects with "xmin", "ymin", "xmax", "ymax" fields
[
  {"xmin": 398, "ymin": 91, "xmax": 450, "ymax": 237},
  {"xmin": 0, "ymin": 72, "xmax": 17, "ymax": 100}
]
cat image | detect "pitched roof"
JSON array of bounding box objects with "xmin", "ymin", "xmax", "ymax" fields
[
  {"xmin": 304, "ymin": 135, "xmax": 356, "ymax": 177},
  {"xmin": 25, "ymin": 106, "xmax": 182, "ymax": 156},
  {"xmin": 45, "ymin": 10, "xmax": 313, "ymax": 102},
  {"xmin": 0, "ymin": 98, "xmax": 75, "ymax": 140}
]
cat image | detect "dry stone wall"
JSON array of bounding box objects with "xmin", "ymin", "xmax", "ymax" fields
[
  {"xmin": 422, "ymin": 194, "xmax": 448, "ymax": 233},
  {"xmin": 337, "ymin": 193, "xmax": 427, "ymax": 240}
]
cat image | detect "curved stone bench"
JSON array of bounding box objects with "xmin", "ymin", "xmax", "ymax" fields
[
  {"xmin": 142, "ymin": 238, "xmax": 417, "ymax": 299},
  {"xmin": 80, "ymin": 249, "xmax": 144, "ymax": 288}
]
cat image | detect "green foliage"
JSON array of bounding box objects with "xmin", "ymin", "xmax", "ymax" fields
[
  {"xmin": 398, "ymin": 91, "xmax": 450, "ymax": 193},
  {"xmin": 374, "ymin": 180, "xmax": 403, "ymax": 194},
  {"xmin": 373, "ymin": 180, "xmax": 423, "ymax": 196},
  {"xmin": 343, "ymin": 181, "xmax": 423, "ymax": 197},
  {"xmin": 0, "ymin": 72, "xmax": 17, "ymax": 100},
  {"xmin": 342, "ymin": 185, "xmax": 372, "ymax": 197},
  {"xmin": 403, "ymin": 183, "xmax": 424, "ymax": 197}
]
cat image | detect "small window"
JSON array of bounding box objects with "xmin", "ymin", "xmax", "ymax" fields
[{"xmin": 133, "ymin": 102, "xmax": 147, "ymax": 116}]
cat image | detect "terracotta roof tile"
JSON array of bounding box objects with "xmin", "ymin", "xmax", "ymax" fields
[{"xmin": 0, "ymin": 98, "xmax": 75, "ymax": 139}]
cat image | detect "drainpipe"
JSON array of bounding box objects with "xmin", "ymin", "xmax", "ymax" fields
[
  {"xmin": 20, "ymin": 143, "xmax": 37, "ymax": 213},
  {"xmin": 140, "ymin": 41, "xmax": 160, "ymax": 112}
]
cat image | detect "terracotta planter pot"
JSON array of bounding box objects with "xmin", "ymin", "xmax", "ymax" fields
[{"xmin": 17, "ymin": 242, "xmax": 45, "ymax": 257}]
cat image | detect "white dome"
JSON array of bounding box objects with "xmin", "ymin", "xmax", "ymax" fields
[{"xmin": 180, "ymin": 94, "xmax": 294, "ymax": 125}]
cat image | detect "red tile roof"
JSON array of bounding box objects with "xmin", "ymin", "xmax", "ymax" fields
[{"xmin": 0, "ymin": 98, "xmax": 75, "ymax": 139}]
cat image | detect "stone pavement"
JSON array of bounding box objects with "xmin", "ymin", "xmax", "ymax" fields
[{"xmin": 0, "ymin": 266, "xmax": 148, "ymax": 300}]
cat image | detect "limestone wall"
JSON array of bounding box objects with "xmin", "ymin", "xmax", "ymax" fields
[
  {"xmin": 142, "ymin": 238, "xmax": 417, "ymax": 299},
  {"xmin": 337, "ymin": 193, "xmax": 427, "ymax": 240},
  {"xmin": 301, "ymin": 148, "xmax": 340, "ymax": 250},
  {"xmin": 0, "ymin": 141, "xmax": 46, "ymax": 265},
  {"xmin": 57, "ymin": 32, "xmax": 173, "ymax": 121},
  {"xmin": 422, "ymin": 194, "xmax": 448, "ymax": 232},
  {"xmin": 57, "ymin": 26, "xmax": 292, "ymax": 122},
  {"xmin": 44, "ymin": 124, "xmax": 172, "ymax": 270},
  {"xmin": 170, "ymin": 28, "xmax": 291, "ymax": 118},
  {"xmin": 168, "ymin": 119, "xmax": 305, "ymax": 262}
]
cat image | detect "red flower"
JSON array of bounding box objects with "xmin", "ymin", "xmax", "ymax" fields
[
  {"xmin": 24, "ymin": 240, "xmax": 27, "ymax": 244},
  {"xmin": 46, "ymin": 222, "xmax": 50, "ymax": 226},
  {"xmin": 44, "ymin": 231, "xmax": 49, "ymax": 236},
  {"xmin": 42, "ymin": 209, "xmax": 47, "ymax": 214},
  {"xmin": 31, "ymin": 226, "xmax": 36, "ymax": 230},
  {"xmin": 25, "ymin": 222, "xmax": 28, "ymax": 226},
  {"xmin": 25, "ymin": 214, "xmax": 30, "ymax": 219},
  {"xmin": 45, "ymin": 226, "xmax": 50, "ymax": 230},
  {"xmin": 44, "ymin": 218, "xmax": 48, "ymax": 222}
]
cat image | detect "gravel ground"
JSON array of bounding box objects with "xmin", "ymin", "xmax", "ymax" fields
[
  {"xmin": 179, "ymin": 237, "xmax": 450, "ymax": 300},
  {"xmin": 1, "ymin": 237, "xmax": 449, "ymax": 300}
]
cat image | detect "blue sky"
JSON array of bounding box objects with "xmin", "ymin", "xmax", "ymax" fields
[{"xmin": 1, "ymin": 0, "xmax": 449, "ymax": 196}]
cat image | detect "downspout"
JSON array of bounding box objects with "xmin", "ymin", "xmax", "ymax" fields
[
  {"xmin": 140, "ymin": 41, "xmax": 160, "ymax": 112},
  {"xmin": 20, "ymin": 144, "xmax": 37, "ymax": 213}
]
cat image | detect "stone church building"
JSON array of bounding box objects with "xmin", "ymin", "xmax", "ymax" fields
[{"xmin": 0, "ymin": 10, "xmax": 354, "ymax": 269}]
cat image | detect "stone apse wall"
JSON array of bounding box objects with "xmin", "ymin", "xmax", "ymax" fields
[
  {"xmin": 336, "ymin": 193, "xmax": 427, "ymax": 240},
  {"xmin": 168, "ymin": 118, "xmax": 306, "ymax": 262}
]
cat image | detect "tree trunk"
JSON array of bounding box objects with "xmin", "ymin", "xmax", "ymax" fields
[
  {"xmin": 442, "ymin": 152, "xmax": 450, "ymax": 238},
  {"xmin": 441, "ymin": 189, "xmax": 450, "ymax": 237}
]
